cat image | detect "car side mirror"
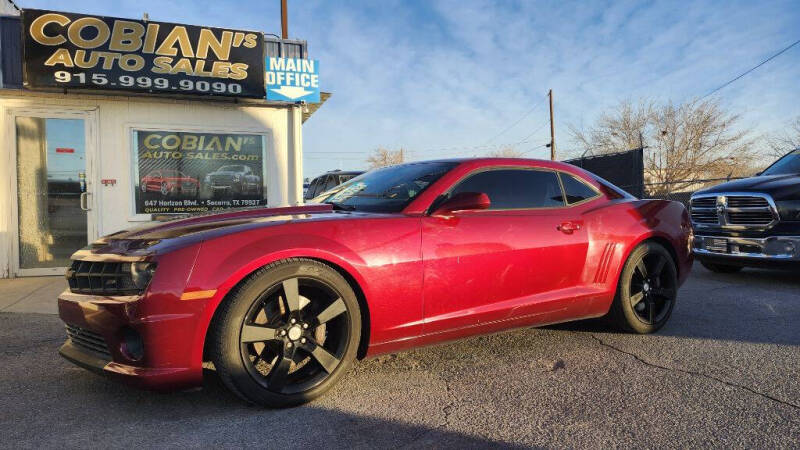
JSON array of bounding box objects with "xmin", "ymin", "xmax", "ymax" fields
[{"xmin": 432, "ymin": 192, "xmax": 491, "ymax": 216}]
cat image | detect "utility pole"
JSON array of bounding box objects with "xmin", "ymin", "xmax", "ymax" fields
[
  {"xmin": 548, "ymin": 89, "xmax": 556, "ymax": 161},
  {"xmin": 280, "ymin": 0, "xmax": 289, "ymax": 39}
]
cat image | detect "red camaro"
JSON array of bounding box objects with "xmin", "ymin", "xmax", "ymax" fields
[
  {"xmin": 140, "ymin": 169, "xmax": 199, "ymax": 197},
  {"xmin": 59, "ymin": 158, "xmax": 693, "ymax": 407}
]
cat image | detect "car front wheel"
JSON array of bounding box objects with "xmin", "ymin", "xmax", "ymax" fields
[
  {"xmin": 608, "ymin": 242, "xmax": 678, "ymax": 334},
  {"xmin": 210, "ymin": 258, "xmax": 361, "ymax": 407}
]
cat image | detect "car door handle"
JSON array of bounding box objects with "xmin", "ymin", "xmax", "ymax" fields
[{"xmin": 557, "ymin": 221, "xmax": 581, "ymax": 234}]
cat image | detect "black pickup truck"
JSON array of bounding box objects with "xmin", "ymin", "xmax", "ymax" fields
[{"xmin": 690, "ymin": 148, "xmax": 800, "ymax": 272}]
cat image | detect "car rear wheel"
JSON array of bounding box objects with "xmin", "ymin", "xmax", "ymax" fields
[
  {"xmin": 700, "ymin": 261, "xmax": 742, "ymax": 273},
  {"xmin": 608, "ymin": 242, "xmax": 678, "ymax": 334},
  {"xmin": 210, "ymin": 258, "xmax": 361, "ymax": 408}
]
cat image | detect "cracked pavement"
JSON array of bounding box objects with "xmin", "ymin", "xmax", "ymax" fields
[{"xmin": 1, "ymin": 265, "xmax": 799, "ymax": 448}]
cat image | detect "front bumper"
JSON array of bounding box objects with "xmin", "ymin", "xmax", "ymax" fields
[
  {"xmin": 693, "ymin": 234, "xmax": 800, "ymax": 261},
  {"xmin": 57, "ymin": 290, "xmax": 203, "ymax": 391}
]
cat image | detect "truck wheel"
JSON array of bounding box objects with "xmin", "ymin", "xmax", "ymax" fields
[
  {"xmin": 700, "ymin": 261, "xmax": 742, "ymax": 273},
  {"xmin": 210, "ymin": 258, "xmax": 361, "ymax": 408},
  {"xmin": 608, "ymin": 242, "xmax": 678, "ymax": 334}
]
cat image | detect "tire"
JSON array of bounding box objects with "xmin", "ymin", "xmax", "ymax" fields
[
  {"xmin": 160, "ymin": 182, "xmax": 169, "ymax": 196},
  {"xmin": 210, "ymin": 258, "xmax": 361, "ymax": 408},
  {"xmin": 140, "ymin": 183, "xmax": 147, "ymax": 193},
  {"xmin": 700, "ymin": 261, "xmax": 742, "ymax": 273},
  {"xmin": 608, "ymin": 242, "xmax": 678, "ymax": 334}
]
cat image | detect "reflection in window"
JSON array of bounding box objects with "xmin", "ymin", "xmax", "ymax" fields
[{"xmin": 450, "ymin": 169, "xmax": 565, "ymax": 209}]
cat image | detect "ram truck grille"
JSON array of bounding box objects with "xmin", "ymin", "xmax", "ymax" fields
[{"xmin": 690, "ymin": 194, "xmax": 777, "ymax": 230}]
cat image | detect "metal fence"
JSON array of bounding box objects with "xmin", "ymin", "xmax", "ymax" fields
[{"xmin": 641, "ymin": 177, "xmax": 745, "ymax": 206}]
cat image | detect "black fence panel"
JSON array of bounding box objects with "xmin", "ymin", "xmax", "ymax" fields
[{"xmin": 565, "ymin": 148, "xmax": 644, "ymax": 198}]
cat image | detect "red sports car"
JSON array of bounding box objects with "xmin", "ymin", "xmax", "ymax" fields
[
  {"xmin": 59, "ymin": 158, "xmax": 693, "ymax": 407},
  {"xmin": 140, "ymin": 169, "xmax": 199, "ymax": 197}
]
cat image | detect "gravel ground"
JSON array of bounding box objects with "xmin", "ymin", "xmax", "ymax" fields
[{"xmin": 1, "ymin": 265, "xmax": 799, "ymax": 448}]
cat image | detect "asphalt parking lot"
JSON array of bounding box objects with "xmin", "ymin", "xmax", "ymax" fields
[{"xmin": 1, "ymin": 265, "xmax": 799, "ymax": 449}]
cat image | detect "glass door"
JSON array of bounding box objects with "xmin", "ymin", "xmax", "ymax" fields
[{"xmin": 15, "ymin": 116, "xmax": 89, "ymax": 274}]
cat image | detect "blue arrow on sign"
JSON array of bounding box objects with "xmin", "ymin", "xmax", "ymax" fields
[{"xmin": 266, "ymin": 57, "xmax": 320, "ymax": 103}]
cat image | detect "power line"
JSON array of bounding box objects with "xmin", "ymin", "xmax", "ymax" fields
[
  {"xmin": 482, "ymin": 94, "xmax": 548, "ymax": 145},
  {"xmin": 699, "ymin": 37, "xmax": 800, "ymax": 100}
]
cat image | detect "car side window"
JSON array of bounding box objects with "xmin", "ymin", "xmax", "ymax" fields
[
  {"xmin": 449, "ymin": 169, "xmax": 565, "ymax": 209},
  {"xmin": 323, "ymin": 175, "xmax": 339, "ymax": 191},
  {"xmin": 560, "ymin": 173, "xmax": 599, "ymax": 204}
]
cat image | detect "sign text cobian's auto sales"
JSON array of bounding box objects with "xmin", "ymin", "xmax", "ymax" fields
[{"xmin": 28, "ymin": 12, "xmax": 259, "ymax": 79}]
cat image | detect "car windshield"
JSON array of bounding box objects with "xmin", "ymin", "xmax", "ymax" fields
[
  {"xmin": 320, "ymin": 162, "xmax": 457, "ymax": 213},
  {"xmin": 219, "ymin": 165, "xmax": 246, "ymax": 172},
  {"xmin": 161, "ymin": 170, "xmax": 183, "ymax": 177},
  {"xmin": 761, "ymin": 149, "xmax": 800, "ymax": 176}
]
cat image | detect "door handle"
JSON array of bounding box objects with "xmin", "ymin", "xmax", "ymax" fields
[
  {"xmin": 557, "ymin": 221, "xmax": 581, "ymax": 234},
  {"xmin": 80, "ymin": 192, "xmax": 91, "ymax": 211}
]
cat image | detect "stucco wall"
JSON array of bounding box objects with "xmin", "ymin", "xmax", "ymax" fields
[{"xmin": 0, "ymin": 89, "xmax": 302, "ymax": 277}]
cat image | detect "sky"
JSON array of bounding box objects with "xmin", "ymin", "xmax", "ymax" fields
[{"xmin": 21, "ymin": 0, "xmax": 800, "ymax": 178}]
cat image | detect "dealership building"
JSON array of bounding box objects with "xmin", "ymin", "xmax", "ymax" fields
[{"xmin": 0, "ymin": 3, "xmax": 325, "ymax": 277}]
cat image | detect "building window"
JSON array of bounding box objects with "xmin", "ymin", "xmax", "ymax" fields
[{"xmin": 132, "ymin": 130, "xmax": 267, "ymax": 215}]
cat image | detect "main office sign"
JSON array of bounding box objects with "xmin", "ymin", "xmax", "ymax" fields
[
  {"xmin": 266, "ymin": 57, "xmax": 320, "ymax": 103},
  {"xmin": 21, "ymin": 9, "xmax": 265, "ymax": 97}
]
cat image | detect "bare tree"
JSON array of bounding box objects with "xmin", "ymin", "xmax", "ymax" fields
[
  {"xmin": 570, "ymin": 99, "xmax": 755, "ymax": 195},
  {"xmin": 488, "ymin": 147, "xmax": 525, "ymax": 158},
  {"xmin": 366, "ymin": 148, "xmax": 405, "ymax": 169},
  {"xmin": 765, "ymin": 116, "xmax": 800, "ymax": 159}
]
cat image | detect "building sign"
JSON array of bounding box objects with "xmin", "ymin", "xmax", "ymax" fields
[
  {"xmin": 21, "ymin": 9, "xmax": 265, "ymax": 97},
  {"xmin": 266, "ymin": 57, "xmax": 320, "ymax": 102},
  {"xmin": 133, "ymin": 130, "xmax": 267, "ymax": 214}
]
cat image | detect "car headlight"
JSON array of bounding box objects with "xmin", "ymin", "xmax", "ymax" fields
[
  {"xmin": 776, "ymin": 200, "xmax": 800, "ymax": 221},
  {"xmin": 204, "ymin": 175, "xmax": 211, "ymax": 183},
  {"xmin": 130, "ymin": 262, "xmax": 157, "ymax": 290},
  {"xmin": 233, "ymin": 175, "xmax": 241, "ymax": 182}
]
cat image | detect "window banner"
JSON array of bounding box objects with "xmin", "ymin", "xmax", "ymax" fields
[{"xmin": 133, "ymin": 130, "xmax": 266, "ymax": 214}]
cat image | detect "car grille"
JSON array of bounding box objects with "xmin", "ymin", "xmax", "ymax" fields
[
  {"xmin": 727, "ymin": 196, "xmax": 769, "ymax": 208},
  {"xmin": 210, "ymin": 175, "xmax": 233, "ymax": 185},
  {"xmin": 727, "ymin": 211, "xmax": 774, "ymax": 226},
  {"xmin": 690, "ymin": 194, "xmax": 776, "ymax": 229},
  {"xmin": 65, "ymin": 261, "xmax": 140, "ymax": 296},
  {"xmin": 690, "ymin": 197, "xmax": 719, "ymax": 224},
  {"xmin": 65, "ymin": 324, "xmax": 111, "ymax": 359}
]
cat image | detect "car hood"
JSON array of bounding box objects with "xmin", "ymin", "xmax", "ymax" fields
[
  {"xmin": 82, "ymin": 204, "xmax": 386, "ymax": 258},
  {"xmin": 695, "ymin": 174, "xmax": 800, "ymax": 201}
]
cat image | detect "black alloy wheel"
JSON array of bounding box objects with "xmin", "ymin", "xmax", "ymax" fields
[
  {"xmin": 609, "ymin": 242, "xmax": 678, "ymax": 333},
  {"xmin": 211, "ymin": 259, "xmax": 361, "ymax": 407},
  {"xmin": 628, "ymin": 251, "xmax": 676, "ymax": 325},
  {"xmin": 239, "ymin": 277, "xmax": 351, "ymax": 394}
]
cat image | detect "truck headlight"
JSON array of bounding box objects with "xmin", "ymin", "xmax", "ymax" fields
[
  {"xmin": 776, "ymin": 200, "xmax": 800, "ymax": 221},
  {"xmin": 130, "ymin": 262, "xmax": 157, "ymax": 290}
]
